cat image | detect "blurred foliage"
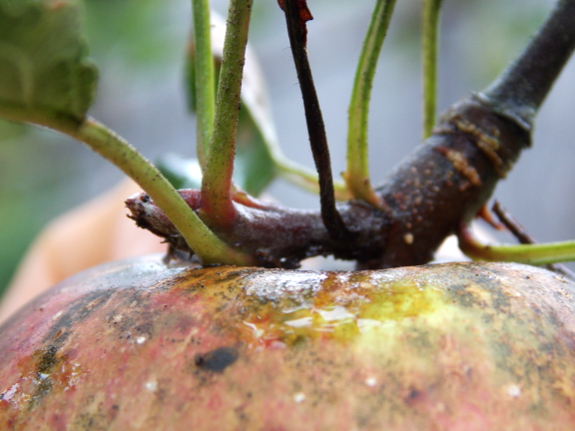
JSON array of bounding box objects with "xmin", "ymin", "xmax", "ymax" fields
[
  {"xmin": 83, "ymin": 0, "xmax": 185, "ymax": 69},
  {"xmin": 0, "ymin": 0, "xmax": 98, "ymax": 121},
  {"xmin": 0, "ymin": 0, "xmax": 184, "ymax": 297},
  {"xmin": 156, "ymin": 154, "xmax": 203, "ymax": 189},
  {"xmin": 0, "ymin": 0, "xmax": 553, "ymax": 299},
  {"xmin": 446, "ymin": 0, "xmax": 549, "ymax": 86},
  {"xmin": 234, "ymin": 106, "xmax": 277, "ymax": 196},
  {"xmin": 0, "ymin": 123, "xmax": 86, "ymax": 295}
]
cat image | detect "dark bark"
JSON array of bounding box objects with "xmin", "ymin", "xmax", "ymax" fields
[
  {"xmin": 363, "ymin": 97, "xmax": 530, "ymax": 268},
  {"xmin": 127, "ymin": 97, "xmax": 528, "ymax": 269},
  {"xmin": 127, "ymin": 0, "xmax": 575, "ymax": 270}
]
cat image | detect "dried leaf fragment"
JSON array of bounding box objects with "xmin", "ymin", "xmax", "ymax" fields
[{"xmin": 277, "ymin": 0, "xmax": 313, "ymax": 46}]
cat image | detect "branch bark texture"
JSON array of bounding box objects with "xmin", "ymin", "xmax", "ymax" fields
[
  {"xmin": 127, "ymin": 0, "xmax": 575, "ymax": 270},
  {"xmin": 127, "ymin": 96, "xmax": 529, "ymax": 269}
]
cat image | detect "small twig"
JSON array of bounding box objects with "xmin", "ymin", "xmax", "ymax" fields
[
  {"xmin": 492, "ymin": 201, "xmax": 575, "ymax": 279},
  {"xmin": 476, "ymin": 204, "xmax": 505, "ymax": 230},
  {"xmin": 492, "ymin": 201, "xmax": 536, "ymax": 245},
  {"xmin": 280, "ymin": 0, "xmax": 353, "ymax": 242}
]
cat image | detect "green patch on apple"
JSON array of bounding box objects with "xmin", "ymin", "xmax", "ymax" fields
[{"xmin": 1, "ymin": 257, "xmax": 575, "ymax": 429}]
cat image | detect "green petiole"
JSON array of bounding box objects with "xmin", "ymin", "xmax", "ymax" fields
[
  {"xmin": 0, "ymin": 105, "xmax": 256, "ymax": 266},
  {"xmin": 422, "ymin": 0, "xmax": 443, "ymax": 139},
  {"xmin": 191, "ymin": 0, "xmax": 217, "ymax": 168},
  {"xmin": 200, "ymin": 0, "xmax": 253, "ymax": 227},
  {"xmin": 344, "ymin": 0, "xmax": 397, "ymax": 209},
  {"xmin": 73, "ymin": 119, "xmax": 254, "ymax": 266},
  {"xmin": 458, "ymin": 226, "xmax": 575, "ymax": 266}
]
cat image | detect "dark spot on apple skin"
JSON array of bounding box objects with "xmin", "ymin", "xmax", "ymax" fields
[
  {"xmin": 27, "ymin": 345, "xmax": 61, "ymax": 409},
  {"xmin": 35, "ymin": 344, "xmax": 59, "ymax": 374},
  {"xmin": 404, "ymin": 387, "xmax": 421, "ymax": 404},
  {"xmin": 43, "ymin": 289, "xmax": 116, "ymax": 346},
  {"xmin": 194, "ymin": 347, "xmax": 239, "ymax": 372}
]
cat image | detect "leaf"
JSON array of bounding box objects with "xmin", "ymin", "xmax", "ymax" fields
[
  {"xmin": 234, "ymin": 106, "xmax": 276, "ymax": 196},
  {"xmin": 187, "ymin": 11, "xmax": 277, "ymax": 196},
  {"xmin": 0, "ymin": 0, "xmax": 98, "ymax": 122},
  {"xmin": 155, "ymin": 154, "xmax": 203, "ymax": 190}
]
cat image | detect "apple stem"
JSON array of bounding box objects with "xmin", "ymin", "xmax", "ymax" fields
[
  {"xmin": 344, "ymin": 0, "xmax": 396, "ymax": 210},
  {"xmin": 200, "ymin": 0, "xmax": 253, "ymax": 229}
]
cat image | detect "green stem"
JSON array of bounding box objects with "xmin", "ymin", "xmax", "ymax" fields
[
  {"xmin": 345, "ymin": 0, "xmax": 397, "ymax": 208},
  {"xmin": 191, "ymin": 0, "xmax": 216, "ymax": 168},
  {"xmin": 200, "ymin": 0, "xmax": 253, "ymax": 227},
  {"xmin": 458, "ymin": 226, "xmax": 575, "ymax": 266},
  {"xmin": 0, "ymin": 106, "xmax": 256, "ymax": 266},
  {"xmin": 422, "ymin": 0, "xmax": 443, "ymax": 139}
]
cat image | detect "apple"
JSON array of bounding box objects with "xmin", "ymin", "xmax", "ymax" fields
[
  {"xmin": 1, "ymin": 255, "xmax": 575, "ymax": 430},
  {"xmin": 2, "ymin": 1, "xmax": 575, "ymax": 429}
]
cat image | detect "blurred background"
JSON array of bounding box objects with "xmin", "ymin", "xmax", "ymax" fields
[{"xmin": 1, "ymin": 0, "xmax": 573, "ymax": 297}]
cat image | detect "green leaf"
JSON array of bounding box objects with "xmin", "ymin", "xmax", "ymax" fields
[
  {"xmin": 156, "ymin": 138, "xmax": 275, "ymax": 199},
  {"xmin": 234, "ymin": 106, "xmax": 276, "ymax": 196},
  {"xmin": 0, "ymin": 0, "xmax": 97, "ymax": 122},
  {"xmin": 156, "ymin": 154, "xmax": 203, "ymax": 190},
  {"xmin": 187, "ymin": 11, "xmax": 276, "ymax": 196}
]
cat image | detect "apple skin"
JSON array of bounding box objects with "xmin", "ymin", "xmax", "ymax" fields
[{"xmin": 1, "ymin": 255, "xmax": 575, "ymax": 430}]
